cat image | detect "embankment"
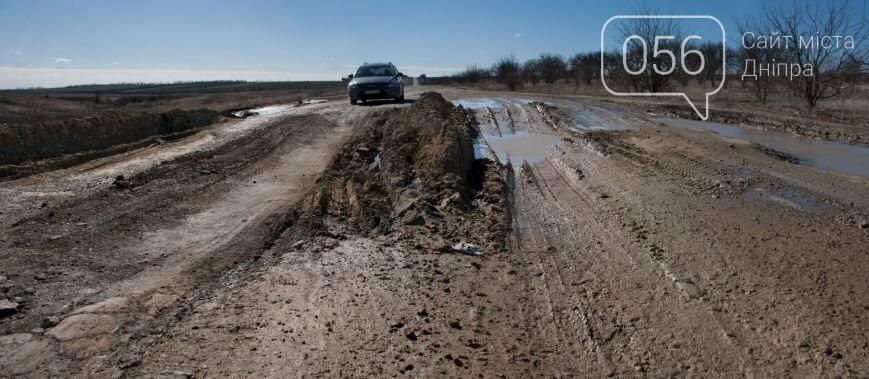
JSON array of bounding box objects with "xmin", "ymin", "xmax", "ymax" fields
[{"xmin": 0, "ymin": 109, "xmax": 218, "ymax": 177}]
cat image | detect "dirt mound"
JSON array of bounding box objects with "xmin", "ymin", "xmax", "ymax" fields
[
  {"xmin": 0, "ymin": 109, "xmax": 218, "ymax": 166},
  {"xmin": 302, "ymin": 92, "xmax": 510, "ymax": 252}
]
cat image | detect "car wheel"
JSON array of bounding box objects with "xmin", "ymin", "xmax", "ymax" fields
[
  {"xmin": 395, "ymin": 95, "xmax": 404, "ymax": 103},
  {"xmin": 350, "ymin": 98, "xmax": 357, "ymax": 105}
]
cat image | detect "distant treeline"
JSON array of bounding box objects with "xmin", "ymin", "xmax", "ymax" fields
[
  {"xmin": 1, "ymin": 80, "xmax": 344, "ymax": 96},
  {"xmin": 451, "ymin": 1, "xmax": 866, "ymax": 111}
]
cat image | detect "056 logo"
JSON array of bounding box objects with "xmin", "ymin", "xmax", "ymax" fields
[{"xmin": 600, "ymin": 16, "xmax": 726, "ymax": 120}]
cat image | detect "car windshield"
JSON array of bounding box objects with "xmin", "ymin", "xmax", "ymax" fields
[{"xmin": 355, "ymin": 65, "xmax": 395, "ymax": 78}]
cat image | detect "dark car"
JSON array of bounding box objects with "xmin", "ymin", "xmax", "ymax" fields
[{"xmin": 347, "ymin": 62, "xmax": 405, "ymax": 105}]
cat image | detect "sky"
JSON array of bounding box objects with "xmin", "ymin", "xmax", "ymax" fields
[{"xmin": 0, "ymin": 0, "xmax": 864, "ymax": 88}]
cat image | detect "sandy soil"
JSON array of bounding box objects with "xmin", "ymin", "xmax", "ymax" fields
[{"xmin": 0, "ymin": 87, "xmax": 866, "ymax": 377}]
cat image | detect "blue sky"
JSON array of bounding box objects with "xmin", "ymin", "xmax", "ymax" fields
[{"xmin": 0, "ymin": 0, "xmax": 862, "ymax": 88}]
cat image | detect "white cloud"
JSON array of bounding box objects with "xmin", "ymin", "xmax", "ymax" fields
[
  {"xmin": 0, "ymin": 66, "xmax": 343, "ymax": 89},
  {"xmin": 9, "ymin": 49, "xmax": 22, "ymax": 55},
  {"xmin": 514, "ymin": 33, "xmax": 523, "ymax": 38},
  {"xmin": 53, "ymin": 58, "xmax": 72, "ymax": 64}
]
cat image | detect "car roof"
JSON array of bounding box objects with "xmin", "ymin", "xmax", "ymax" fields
[{"xmin": 360, "ymin": 62, "xmax": 393, "ymax": 67}]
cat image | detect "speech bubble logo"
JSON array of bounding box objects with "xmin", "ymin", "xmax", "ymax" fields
[{"xmin": 600, "ymin": 15, "xmax": 725, "ymax": 121}]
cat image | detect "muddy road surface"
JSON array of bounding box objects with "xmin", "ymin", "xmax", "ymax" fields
[{"xmin": 0, "ymin": 88, "xmax": 866, "ymax": 377}]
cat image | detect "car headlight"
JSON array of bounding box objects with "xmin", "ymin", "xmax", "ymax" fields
[
  {"xmin": 348, "ymin": 82, "xmax": 357, "ymax": 89},
  {"xmin": 386, "ymin": 78, "xmax": 398, "ymax": 88}
]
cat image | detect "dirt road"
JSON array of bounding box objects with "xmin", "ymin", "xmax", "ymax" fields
[{"xmin": 1, "ymin": 88, "xmax": 866, "ymax": 377}]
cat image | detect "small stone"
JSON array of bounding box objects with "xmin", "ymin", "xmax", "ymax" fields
[
  {"xmin": 0, "ymin": 299, "xmax": 19, "ymax": 317},
  {"xmin": 46, "ymin": 313, "xmax": 120, "ymax": 341},
  {"xmin": 112, "ymin": 175, "xmax": 131, "ymax": 189},
  {"xmin": 451, "ymin": 242, "xmax": 482, "ymax": 256},
  {"xmin": 404, "ymin": 213, "xmax": 426, "ymax": 226},
  {"xmin": 439, "ymin": 192, "xmax": 463, "ymax": 209},
  {"xmin": 42, "ymin": 316, "xmax": 61, "ymax": 328}
]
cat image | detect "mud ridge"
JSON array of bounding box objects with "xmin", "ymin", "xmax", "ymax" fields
[{"xmin": 299, "ymin": 92, "xmax": 511, "ymax": 253}]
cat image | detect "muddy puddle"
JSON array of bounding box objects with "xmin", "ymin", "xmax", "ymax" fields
[
  {"xmin": 479, "ymin": 131, "xmax": 561, "ymax": 165},
  {"xmin": 569, "ymin": 114, "xmax": 633, "ymax": 131},
  {"xmin": 745, "ymin": 186, "xmax": 829, "ymax": 214},
  {"xmin": 655, "ymin": 118, "xmax": 869, "ymax": 177},
  {"xmin": 232, "ymin": 105, "xmax": 294, "ymax": 118},
  {"xmin": 452, "ymin": 98, "xmax": 502, "ymax": 110},
  {"xmin": 568, "ymin": 107, "xmax": 635, "ymax": 132}
]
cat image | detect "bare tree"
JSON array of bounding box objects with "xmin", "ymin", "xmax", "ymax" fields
[
  {"xmin": 453, "ymin": 64, "xmax": 490, "ymax": 84},
  {"xmin": 537, "ymin": 53, "xmax": 568, "ymax": 84},
  {"xmin": 602, "ymin": 51, "xmax": 629, "ymax": 90},
  {"xmin": 568, "ymin": 52, "xmax": 600, "ymax": 92},
  {"xmin": 725, "ymin": 46, "xmax": 743, "ymax": 90},
  {"xmin": 763, "ymin": 0, "xmax": 867, "ymax": 109},
  {"xmin": 616, "ymin": 8, "xmax": 684, "ymax": 93},
  {"xmin": 522, "ymin": 58, "xmax": 541, "ymax": 85},
  {"xmin": 736, "ymin": 16, "xmax": 781, "ymax": 104},
  {"xmin": 492, "ymin": 55, "xmax": 523, "ymax": 91},
  {"xmin": 699, "ymin": 41, "xmax": 725, "ymax": 87}
]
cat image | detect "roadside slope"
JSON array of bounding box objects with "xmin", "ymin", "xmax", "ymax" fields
[{"xmin": 0, "ymin": 103, "xmax": 356, "ymax": 376}]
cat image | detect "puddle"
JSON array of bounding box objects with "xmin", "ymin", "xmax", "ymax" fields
[
  {"xmin": 250, "ymin": 105, "xmax": 293, "ymax": 116},
  {"xmin": 473, "ymin": 140, "xmax": 491, "ymax": 159},
  {"xmin": 655, "ymin": 117, "xmax": 869, "ymax": 177},
  {"xmin": 569, "ymin": 108, "xmax": 635, "ymax": 132},
  {"xmin": 746, "ymin": 186, "xmax": 828, "ymax": 214},
  {"xmin": 232, "ymin": 105, "xmax": 294, "ymax": 118},
  {"xmin": 452, "ymin": 98, "xmax": 502, "ymax": 110},
  {"xmin": 481, "ymin": 131, "xmax": 561, "ymax": 164}
]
